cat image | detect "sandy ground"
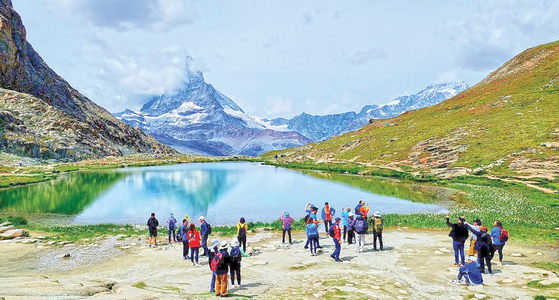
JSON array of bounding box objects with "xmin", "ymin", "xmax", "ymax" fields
[{"xmin": 0, "ymin": 228, "xmax": 558, "ymax": 300}]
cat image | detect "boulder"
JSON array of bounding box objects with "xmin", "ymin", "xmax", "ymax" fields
[{"xmin": 0, "ymin": 228, "xmax": 28, "ymax": 239}]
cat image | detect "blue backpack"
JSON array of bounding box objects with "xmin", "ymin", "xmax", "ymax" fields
[
  {"xmin": 230, "ymin": 246, "xmax": 242, "ymax": 262},
  {"xmin": 354, "ymin": 218, "xmax": 367, "ymax": 234}
]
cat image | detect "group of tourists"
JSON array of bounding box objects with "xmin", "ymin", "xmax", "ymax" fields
[
  {"xmin": 147, "ymin": 206, "xmax": 511, "ymax": 294},
  {"xmin": 299, "ymin": 200, "xmax": 385, "ymax": 261},
  {"xmin": 446, "ymin": 215, "xmax": 509, "ymax": 285}
]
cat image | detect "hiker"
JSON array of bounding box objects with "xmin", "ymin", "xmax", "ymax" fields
[
  {"xmin": 179, "ymin": 219, "xmax": 190, "ymax": 260},
  {"xmin": 208, "ymin": 240, "xmax": 220, "ymax": 293},
  {"xmin": 350, "ymin": 213, "xmax": 368, "ymax": 253},
  {"xmin": 360, "ymin": 202, "xmax": 370, "ymax": 219},
  {"xmin": 330, "ymin": 217, "xmax": 343, "ymax": 262},
  {"xmin": 490, "ymin": 220, "xmax": 507, "ymax": 266},
  {"xmin": 371, "ymin": 211, "xmax": 384, "ymax": 251},
  {"xmin": 147, "ymin": 212, "xmax": 159, "ymax": 247},
  {"xmin": 354, "ymin": 200, "xmax": 364, "ymax": 216},
  {"xmin": 304, "ymin": 204, "xmax": 323, "ymax": 249},
  {"xmin": 321, "ymin": 202, "xmax": 336, "ymax": 233},
  {"xmin": 446, "ymin": 215, "xmax": 469, "ymax": 266},
  {"xmin": 452, "ymin": 256, "xmax": 483, "ymax": 285},
  {"xmin": 341, "ymin": 207, "xmax": 350, "ymax": 242},
  {"xmin": 200, "ymin": 216, "xmax": 211, "ymax": 256},
  {"xmin": 465, "ymin": 220, "xmax": 494, "ymax": 274},
  {"xmin": 467, "ymin": 219, "xmax": 481, "ymax": 256},
  {"xmin": 167, "ymin": 213, "xmax": 178, "ymax": 243},
  {"xmin": 281, "ymin": 211, "xmax": 294, "ymax": 244},
  {"xmin": 214, "ymin": 241, "xmax": 232, "ymax": 297},
  {"xmin": 187, "ymin": 223, "xmax": 202, "ymax": 266},
  {"xmin": 305, "ymin": 217, "xmax": 319, "ymax": 256},
  {"xmin": 237, "ymin": 217, "xmax": 248, "ymax": 252},
  {"xmin": 346, "ymin": 212, "xmax": 355, "ymax": 245},
  {"xmin": 229, "ymin": 238, "xmax": 250, "ymax": 288}
]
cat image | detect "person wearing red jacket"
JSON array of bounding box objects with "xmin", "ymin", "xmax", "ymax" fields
[
  {"xmin": 330, "ymin": 218, "xmax": 343, "ymax": 262},
  {"xmin": 187, "ymin": 223, "xmax": 202, "ymax": 266}
]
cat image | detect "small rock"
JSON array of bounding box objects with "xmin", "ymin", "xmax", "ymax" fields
[
  {"xmin": 327, "ymin": 288, "xmax": 337, "ymax": 293},
  {"xmin": 370, "ymin": 285, "xmax": 380, "ymax": 290},
  {"xmin": 438, "ymin": 248, "xmax": 451, "ymax": 253},
  {"xmin": 399, "ymin": 290, "xmax": 408, "ymax": 295},
  {"xmin": 510, "ymin": 253, "xmax": 522, "ymax": 257},
  {"xmin": 313, "ymin": 292, "xmax": 324, "ymax": 298},
  {"xmin": 394, "ymin": 282, "xmax": 403, "ymax": 287},
  {"xmin": 253, "ymin": 261, "xmax": 268, "ymax": 265},
  {"xmin": 47, "ymin": 241, "xmax": 56, "ymax": 245},
  {"xmin": 500, "ymin": 279, "xmax": 514, "ymax": 283},
  {"xmin": 474, "ymin": 294, "xmax": 486, "ymax": 299},
  {"xmin": 58, "ymin": 253, "xmax": 71, "ymax": 259},
  {"xmin": 0, "ymin": 225, "xmax": 16, "ymax": 233},
  {"xmin": 434, "ymin": 251, "xmax": 443, "ymax": 254},
  {"xmin": 345, "ymin": 283, "xmax": 354, "ymax": 287},
  {"xmin": 120, "ymin": 246, "xmax": 131, "ymax": 250},
  {"xmin": 536, "ymin": 252, "xmax": 542, "ymax": 256},
  {"xmin": 0, "ymin": 221, "xmax": 11, "ymax": 227}
]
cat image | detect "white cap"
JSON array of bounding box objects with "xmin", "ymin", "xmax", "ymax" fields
[{"xmin": 199, "ymin": 216, "xmax": 205, "ymax": 220}]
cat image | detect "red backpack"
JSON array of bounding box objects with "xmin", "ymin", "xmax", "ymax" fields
[
  {"xmin": 499, "ymin": 228, "xmax": 509, "ymax": 242},
  {"xmin": 210, "ymin": 252, "xmax": 223, "ymax": 271}
]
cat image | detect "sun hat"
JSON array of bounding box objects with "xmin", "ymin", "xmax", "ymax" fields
[
  {"xmin": 170, "ymin": 213, "xmax": 174, "ymax": 217},
  {"xmin": 220, "ymin": 240, "xmax": 229, "ymax": 249},
  {"xmin": 231, "ymin": 239, "xmax": 240, "ymax": 247},
  {"xmin": 199, "ymin": 216, "xmax": 205, "ymax": 221},
  {"xmin": 373, "ymin": 211, "xmax": 381, "ymax": 217},
  {"xmin": 468, "ymin": 256, "xmax": 476, "ymax": 262},
  {"xmin": 211, "ymin": 240, "xmax": 220, "ymax": 249}
]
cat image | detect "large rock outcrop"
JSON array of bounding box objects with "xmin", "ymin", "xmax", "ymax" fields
[{"xmin": 0, "ymin": 0, "xmax": 176, "ymax": 160}]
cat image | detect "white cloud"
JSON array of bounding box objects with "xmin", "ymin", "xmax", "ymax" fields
[
  {"xmin": 264, "ymin": 96, "xmax": 293, "ymax": 117},
  {"xmin": 439, "ymin": 1, "xmax": 559, "ymax": 72}
]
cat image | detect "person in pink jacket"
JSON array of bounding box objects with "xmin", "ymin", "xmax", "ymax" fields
[
  {"xmin": 187, "ymin": 223, "xmax": 201, "ymax": 266},
  {"xmin": 281, "ymin": 211, "xmax": 294, "ymax": 244}
]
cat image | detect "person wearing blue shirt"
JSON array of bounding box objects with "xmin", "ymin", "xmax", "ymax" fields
[
  {"xmin": 452, "ymin": 256, "xmax": 483, "ymax": 285},
  {"xmin": 490, "ymin": 220, "xmax": 506, "ymax": 265},
  {"xmin": 200, "ymin": 216, "xmax": 210, "ymax": 256},
  {"xmin": 341, "ymin": 207, "xmax": 350, "ymax": 242}
]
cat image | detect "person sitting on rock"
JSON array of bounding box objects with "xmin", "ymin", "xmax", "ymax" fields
[{"xmin": 452, "ymin": 256, "xmax": 483, "ymax": 285}]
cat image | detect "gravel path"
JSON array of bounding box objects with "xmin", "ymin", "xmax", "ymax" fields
[{"xmin": 0, "ymin": 228, "xmax": 557, "ymax": 299}]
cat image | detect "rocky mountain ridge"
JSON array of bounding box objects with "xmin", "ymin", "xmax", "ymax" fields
[
  {"xmin": 261, "ymin": 82, "xmax": 469, "ymax": 142},
  {"xmin": 115, "ymin": 69, "xmax": 312, "ymax": 156},
  {"xmin": 0, "ymin": 1, "xmax": 176, "ymax": 160}
]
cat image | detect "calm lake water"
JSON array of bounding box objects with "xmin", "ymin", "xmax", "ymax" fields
[{"xmin": 0, "ymin": 162, "xmax": 447, "ymax": 225}]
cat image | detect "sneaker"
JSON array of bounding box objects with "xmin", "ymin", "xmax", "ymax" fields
[
  {"xmin": 330, "ymin": 254, "xmax": 335, "ymax": 259},
  {"xmin": 498, "ymin": 261, "xmax": 503, "ymax": 266},
  {"xmin": 192, "ymin": 262, "xmax": 195, "ymax": 266},
  {"xmin": 335, "ymin": 259, "xmax": 342, "ymax": 262},
  {"xmin": 304, "ymin": 246, "xmax": 308, "ymax": 249},
  {"xmin": 453, "ymin": 263, "xmax": 459, "ymax": 267},
  {"xmin": 183, "ymin": 256, "xmax": 187, "ymax": 260},
  {"xmin": 237, "ymin": 284, "xmax": 242, "ymax": 288}
]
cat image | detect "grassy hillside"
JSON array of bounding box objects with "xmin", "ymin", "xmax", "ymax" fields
[{"xmin": 264, "ymin": 41, "xmax": 559, "ymax": 186}]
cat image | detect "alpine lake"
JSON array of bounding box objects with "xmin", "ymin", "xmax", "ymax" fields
[{"xmin": 0, "ymin": 162, "xmax": 450, "ymax": 225}]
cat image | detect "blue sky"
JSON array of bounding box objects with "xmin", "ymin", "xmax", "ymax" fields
[{"xmin": 12, "ymin": 0, "xmax": 559, "ymax": 118}]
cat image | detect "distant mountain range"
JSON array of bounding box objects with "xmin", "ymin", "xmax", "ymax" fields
[
  {"xmin": 260, "ymin": 82, "xmax": 469, "ymax": 142},
  {"xmin": 0, "ymin": 2, "xmax": 175, "ymax": 160},
  {"xmin": 115, "ymin": 65, "xmax": 468, "ymax": 156}
]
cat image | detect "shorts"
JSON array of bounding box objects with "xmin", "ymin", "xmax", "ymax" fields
[{"xmin": 149, "ymin": 228, "xmax": 157, "ymax": 237}]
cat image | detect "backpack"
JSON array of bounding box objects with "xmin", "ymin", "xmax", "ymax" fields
[
  {"xmin": 328, "ymin": 225, "xmax": 336, "ymax": 238},
  {"xmin": 207, "ymin": 223, "xmax": 212, "ymax": 235},
  {"xmin": 230, "ymin": 246, "xmax": 241, "ymax": 262},
  {"xmin": 176, "ymin": 227, "xmax": 183, "ymax": 242},
  {"xmin": 238, "ymin": 224, "xmax": 247, "ymax": 237},
  {"xmin": 354, "ymin": 204, "xmax": 362, "ymax": 216},
  {"xmin": 373, "ymin": 217, "xmax": 383, "ymax": 233},
  {"xmin": 147, "ymin": 217, "xmax": 157, "ymax": 229},
  {"xmin": 499, "ymin": 228, "xmax": 509, "ymax": 242},
  {"xmin": 355, "ymin": 219, "xmax": 367, "ymax": 234},
  {"xmin": 210, "ymin": 252, "xmax": 223, "ymax": 271}
]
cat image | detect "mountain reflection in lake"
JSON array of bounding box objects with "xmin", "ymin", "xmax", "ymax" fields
[{"xmin": 1, "ymin": 162, "xmax": 447, "ymax": 225}]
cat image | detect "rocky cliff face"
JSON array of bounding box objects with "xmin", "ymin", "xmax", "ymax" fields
[{"xmin": 0, "ymin": 1, "xmax": 176, "ymax": 160}]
